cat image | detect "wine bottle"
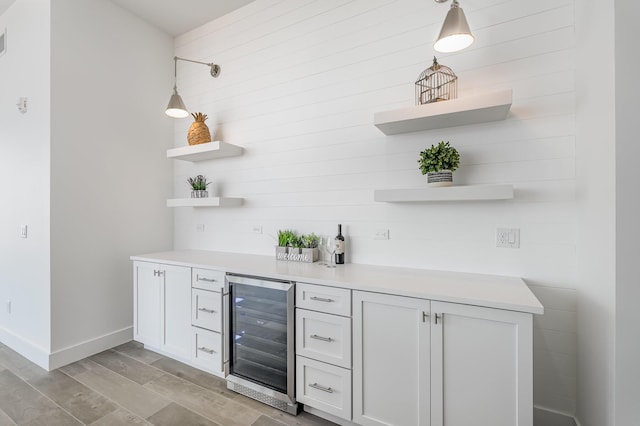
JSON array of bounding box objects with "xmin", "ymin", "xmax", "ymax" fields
[{"xmin": 335, "ymin": 224, "xmax": 345, "ymax": 264}]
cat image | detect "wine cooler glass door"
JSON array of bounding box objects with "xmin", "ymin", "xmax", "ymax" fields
[{"xmin": 226, "ymin": 275, "xmax": 295, "ymax": 406}]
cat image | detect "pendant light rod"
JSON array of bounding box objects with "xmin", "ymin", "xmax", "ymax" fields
[{"xmin": 174, "ymin": 56, "xmax": 221, "ymax": 78}]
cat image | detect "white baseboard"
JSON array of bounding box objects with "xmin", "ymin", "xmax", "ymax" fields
[
  {"xmin": 534, "ymin": 406, "xmax": 577, "ymax": 426},
  {"xmin": 48, "ymin": 326, "xmax": 133, "ymax": 370},
  {"xmin": 1, "ymin": 326, "xmax": 133, "ymax": 371},
  {"xmin": 0, "ymin": 326, "xmax": 50, "ymax": 369}
]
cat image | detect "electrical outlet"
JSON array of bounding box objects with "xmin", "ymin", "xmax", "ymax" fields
[
  {"xmin": 374, "ymin": 229, "xmax": 390, "ymax": 240},
  {"xmin": 20, "ymin": 225, "xmax": 27, "ymax": 238},
  {"xmin": 195, "ymin": 224, "xmax": 205, "ymax": 232},
  {"xmin": 252, "ymin": 225, "xmax": 263, "ymax": 234},
  {"xmin": 496, "ymin": 228, "xmax": 520, "ymax": 248}
]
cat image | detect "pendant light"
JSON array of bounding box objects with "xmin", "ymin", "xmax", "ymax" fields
[
  {"xmin": 434, "ymin": 0, "xmax": 475, "ymax": 53},
  {"xmin": 165, "ymin": 56, "xmax": 221, "ymax": 118}
]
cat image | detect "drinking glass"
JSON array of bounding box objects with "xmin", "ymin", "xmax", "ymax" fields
[{"xmin": 326, "ymin": 239, "xmax": 338, "ymax": 268}]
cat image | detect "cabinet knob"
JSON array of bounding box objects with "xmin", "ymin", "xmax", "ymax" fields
[{"xmin": 198, "ymin": 307, "xmax": 216, "ymax": 314}]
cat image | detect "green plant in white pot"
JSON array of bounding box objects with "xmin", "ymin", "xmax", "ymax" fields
[
  {"xmin": 187, "ymin": 175, "xmax": 210, "ymax": 198},
  {"xmin": 418, "ymin": 141, "xmax": 460, "ymax": 187}
]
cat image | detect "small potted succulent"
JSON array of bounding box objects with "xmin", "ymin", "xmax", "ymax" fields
[
  {"xmin": 300, "ymin": 233, "xmax": 320, "ymax": 262},
  {"xmin": 418, "ymin": 141, "xmax": 460, "ymax": 187},
  {"xmin": 187, "ymin": 175, "xmax": 210, "ymax": 198}
]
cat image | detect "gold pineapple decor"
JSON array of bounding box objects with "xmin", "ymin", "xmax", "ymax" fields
[{"xmin": 187, "ymin": 112, "xmax": 212, "ymax": 146}]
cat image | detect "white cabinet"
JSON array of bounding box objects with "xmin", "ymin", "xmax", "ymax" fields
[
  {"xmin": 160, "ymin": 265, "xmax": 192, "ymax": 360},
  {"xmin": 430, "ymin": 301, "xmax": 532, "ymax": 426},
  {"xmin": 296, "ymin": 282, "xmax": 352, "ymax": 421},
  {"xmin": 190, "ymin": 268, "xmax": 226, "ymax": 376},
  {"xmin": 133, "ymin": 261, "xmax": 191, "ymax": 359},
  {"xmin": 353, "ymin": 292, "xmax": 533, "ymax": 426},
  {"xmin": 133, "ymin": 262, "xmax": 162, "ymax": 347},
  {"xmin": 352, "ymin": 291, "xmax": 430, "ymax": 426}
]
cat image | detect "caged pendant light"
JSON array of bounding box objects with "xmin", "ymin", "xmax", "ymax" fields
[
  {"xmin": 433, "ymin": 0, "xmax": 475, "ymax": 53},
  {"xmin": 165, "ymin": 56, "xmax": 221, "ymax": 118}
]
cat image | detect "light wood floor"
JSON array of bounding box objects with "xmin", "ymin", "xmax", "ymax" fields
[{"xmin": 0, "ymin": 340, "xmax": 336, "ymax": 426}]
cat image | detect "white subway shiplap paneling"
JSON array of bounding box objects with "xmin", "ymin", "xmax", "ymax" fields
[{"xmin": 173, "ymin": 0, "xmax": 577, "ymax": 415}]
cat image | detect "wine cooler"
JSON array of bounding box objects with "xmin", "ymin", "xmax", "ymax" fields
[{"xmin": 224, "ymin": 274, "xmax": 298, "ymax": 414}]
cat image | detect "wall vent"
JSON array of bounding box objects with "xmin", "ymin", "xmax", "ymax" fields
[{"xmin": 0, "ymin": 29, "xmax": 6, "ymax": 57}]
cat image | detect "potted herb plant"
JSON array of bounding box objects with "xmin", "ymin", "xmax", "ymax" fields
[
  {"xmin": 187, "ymin": 175, "xmax": 210, "ymax": 198},
  {"xmin": 418, "ymin": 141, "xmax": 460, "ymax": 187},
  {"xmin": 276, "ymin": 229, "xmax": 297, "ymax": 258}
]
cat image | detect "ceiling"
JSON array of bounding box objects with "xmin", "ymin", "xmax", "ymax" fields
[
  {"xmin": 0, "ymin": 1, "xmax": 256, "ymax": 36},
  {"xmin": 107, "ymin": 0, "xmax": 256, "ymax": 36},
  {"xmin": 0, "ymin": 0, "xmax": 15, "ymax": 16}
]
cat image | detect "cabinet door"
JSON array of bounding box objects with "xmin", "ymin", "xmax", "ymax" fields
[
  {"xmin": 133, "ymin": 262, "xmax": 161, "ymax": 348},
  {"xmin": 430, "ymin": 301, "xmax": 533, "ymax": 426},
  {"xmin": 353, "ymin": 291, "xmax": 430, "ymax": 426},
  {"xmin": 160, "ymin": 264, "xmax": 192, "ymax": 360}
]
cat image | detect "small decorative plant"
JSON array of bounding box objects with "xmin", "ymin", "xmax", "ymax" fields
[
  {"xmin": 418, "ymin": 141, "xmax": 460, "ymax": 174},
  {"xmin": 300, "ymin": 233, "xmax": 320, "ymax": 249},
  {"xmin": 277, "ymin": 229, "xmax": 298, "ymax": 247},
  {"xmin": 187, "ymin": 175, "xmax": 210, "ymax": 191}
]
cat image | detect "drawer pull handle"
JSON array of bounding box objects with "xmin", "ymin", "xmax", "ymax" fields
[
  {"xmin": 197, "ymin": 346, "xmax": 215, "ymax": 354},
  {"xmin": 310, "ymin": 334, "xmax": 333, "ymax": 342},
  {"xmin": 310, "ymin": 296, "xmax": 333, "ymax": 303},
  {"xmin": 198, "ymin": 277, "xmax": 217, "ymax": 282},
  {"xmin": 309, "ymin": 383, "xmax": 334, "ymax": 393},
  {"xmin": 198, "ymin": 307, "xmax": 216, "ymax": 314}
]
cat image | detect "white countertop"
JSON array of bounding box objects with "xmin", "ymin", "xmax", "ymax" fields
[{"xmin": 131, "ymin": 250, "xmax": 543, "ymax": 315}]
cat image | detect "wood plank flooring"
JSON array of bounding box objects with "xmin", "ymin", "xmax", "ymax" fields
[{"xmin": 0, "ymin": 341, "xmax": 335, "ymax": 426}]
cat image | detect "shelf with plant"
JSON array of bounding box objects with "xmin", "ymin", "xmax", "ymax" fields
[
  {"xmin": 374, "ymin": 140, "xmax": 513, "ymax": 202},
  {"xmin": 167, "ymin": 174, "xmax": 243, "ymax": 207}
]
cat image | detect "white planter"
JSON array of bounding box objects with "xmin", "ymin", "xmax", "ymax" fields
[
  {"xmin": 427, "ymin": 170, "xmax": 453, "ymax": 187},
  {"xmin": 191, "ymin": 190, "xmax": 209, "ymax": 198}
]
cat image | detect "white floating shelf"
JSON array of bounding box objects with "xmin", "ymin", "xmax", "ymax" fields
[
  {"xmin": 374, "ymin": 90, "xmax": 513, "ymax": 135},
  {"xmin": 374, "ymin": 184, "xmax": 514, "ymax": 202},
  {"xmin": 167, "ymin": 141, "xmax": 243, "ymax": 162},
  {"xmin": 166, "ymin": 197, "xmax": 244, "ymax": 208}
]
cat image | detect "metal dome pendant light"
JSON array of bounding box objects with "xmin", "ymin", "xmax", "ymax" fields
[
  {"xmin": 165, "ymin": 56, "xmax": 221, "ymax": 118},
  {"xmin": 434, "ymin": 0, "xmax": 475, "ymax": 53}
]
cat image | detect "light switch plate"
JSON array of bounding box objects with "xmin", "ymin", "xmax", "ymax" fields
[
  {"xmin": 496, "ymin": 228, "xmax": 519, "ymax": 248},
  {"xmin": 20, "ymin": 225, "xmax": 27, "ymax": 239}
]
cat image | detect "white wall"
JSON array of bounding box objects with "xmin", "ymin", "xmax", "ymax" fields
[
  {"xmin": 173, "ymin": 0, "xmax": 578, "ymax": 418},
  {"xmin": 48, "ymin": 0, "xmax": 174, "ymax": 366},
  {"xmin": 574, "ymin": 0, "xmax": 616, "ymax": 424},
  {"xmin": 0, "ymin": 0, "xmax": 51, "ymax": 365},
  {"xmin": 614, "ymin": 0, "xmax": 640, "ymax": 424}
]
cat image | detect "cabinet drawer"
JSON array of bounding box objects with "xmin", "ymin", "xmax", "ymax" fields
[
  {"xmin": 192, "ymin": 289, "xmax": 222, "ymax": 332},
  {"xmin": 191, "ymin": 326, "xmax": 222, "ymax": 373},
  {"xmin": 296, "ymin": 309, "xmax": 351, "ymax": 368},
  {"xmin": 296, "ymin": 283, "xmax": 351, "ymax": 316},
  {"xmin": 296, "ymin": 356, "xmax": 352, "ymax": 421},
  {"xmin": 192, "ymin": 268, "xmax": 225, "ymax": 292}
]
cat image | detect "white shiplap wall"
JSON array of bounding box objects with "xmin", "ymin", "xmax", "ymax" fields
[{"xmin": 173, "ymin": 0, "xmax": 577, "ymax": 416}]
